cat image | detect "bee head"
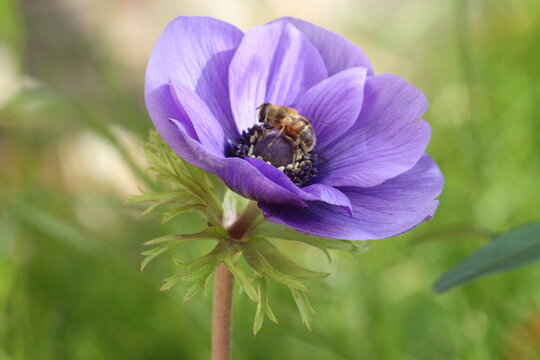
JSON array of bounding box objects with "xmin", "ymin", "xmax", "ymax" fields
[{"xmin": 257, "ymin": 103, "xmax": 270, "ymax": 123}]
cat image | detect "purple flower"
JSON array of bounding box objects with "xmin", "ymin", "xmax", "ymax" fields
[{"xmin": 145, "ymin": 16, "xmax": 444, "ymax": 240}]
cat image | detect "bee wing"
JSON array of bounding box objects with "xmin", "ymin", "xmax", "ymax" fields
[{"xmin": 305, "ymin": 116, "xmax": 330, "ymax": 126}]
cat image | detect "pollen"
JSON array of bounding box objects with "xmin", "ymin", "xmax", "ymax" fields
[{"xmin": 229, "ymin": 124, "xmax": 317, "ymax": 187}]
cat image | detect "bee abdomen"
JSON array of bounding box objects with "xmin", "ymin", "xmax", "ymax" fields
[
  {"xmin": 290, "ymin": 118, "xmax": 307, "ymax": 133},
  {"xmin": 299, "ymin": 128, "xmax": 316, "ymax": 150}
]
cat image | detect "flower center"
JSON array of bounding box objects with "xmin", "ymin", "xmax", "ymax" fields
[
  {"xmin": 252, "ymin": 131, "xmax": 295, "ymax": 167},
  {"xmin": 229, "ymin": 123, "xmax": 317, "ymax": 187}
]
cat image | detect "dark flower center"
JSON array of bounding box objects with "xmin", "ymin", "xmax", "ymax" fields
[
  {"xmin": 229, "ymin": 124, "xmax": 317, "ymax": 187},
  {"xmin": 252, "ymin": 132, "xmax": 295, "ymax": 167}
]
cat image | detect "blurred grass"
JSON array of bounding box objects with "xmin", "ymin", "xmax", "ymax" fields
[{"xmin": 1, "ymin": 0, "xmax": 540, "ymax": 359}]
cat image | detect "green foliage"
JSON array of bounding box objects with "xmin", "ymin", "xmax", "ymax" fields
[
  {"xmin": 255, "ymin": 222, "xmax": 369, "ymax": 261},
  {"xmin": 253, "ymin": 276, "xmax": 277, "ymax": 335},
  {"xmin": 134, "ymin": 131, "xmax": 363, "ymax": 332},
  {"xmin": 140, "ymin": 229, "xmax": 221, "ymax": 271},
  {"xmin": 435, "ymin": 222, "xmax": 540, "ymax": 292},
  {"xmin": 131, "ymin": 131, "xmax": 225, "ymax": 227},
  {"xmin": 0, "ymin": 0, "xmax": 25, "ymax": 60}
]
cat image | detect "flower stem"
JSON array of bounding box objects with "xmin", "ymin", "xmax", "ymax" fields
[
  {"xmin": 212, "ymin": 263, "xmax": 234, "ymax": 360},
  {"xmin": 227, "ymin": 201, "xmax": 260, "ymax": 241},
  {"xmin": 212, "ymin": 201, "xmax": 261, "ymax": 360}
]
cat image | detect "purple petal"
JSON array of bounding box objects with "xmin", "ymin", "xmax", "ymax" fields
[
  {"xmin": 259, "ymin": 154, "xmax": 443, "ymax": 240},
  {"xmin": 169, "ymin": 82, "xmax": 225, "ymax": 155},
  {"xmin": 301, "ymin": 183, "xmax": 353, "ymax": 216},
  {"xmin": 243, "ymin": 157, "xmax": 311, "ymax": 199},
  {"xmin": 294, "ymin": 67, "xmax": 367, "ymax": 150},
  {"xmin": 280, "ymin": 17, "xmax": 374, "ymax": 76},
  {"xmin": 244, "ymin": 157, "xmax": 352, "ymax": 213},
  {"xmin": 145, "ymin": 16, "xmax": 243, "ymax": 140},
  {"xmin": 165, "ymin": 118, "xmax": 308, "ymax": 207},
  {"xmin": 318, "ymin": 74, "xmax": 431, "ymax": 187},
  {"xmin": 146, "ymin": 84, "xmax": 196, "ymax": 146},
  {"xmin": 229, "ymin": 20, "xmax": 327, "ymax": 132}
]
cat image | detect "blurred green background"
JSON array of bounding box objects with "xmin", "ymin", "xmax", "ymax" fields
[{"xmin": 1, "ymin": 0, "xmax": 540, "ymax": 359}]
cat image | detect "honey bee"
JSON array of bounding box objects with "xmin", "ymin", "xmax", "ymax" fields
[{"xmin": 257, "ymin": 103, "xmax": 316, "ymax": 156}]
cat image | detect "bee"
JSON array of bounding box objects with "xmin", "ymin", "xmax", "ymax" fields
[{"xmin": 257, "ymin": 103, "xmax": 316, "ymax": 157}]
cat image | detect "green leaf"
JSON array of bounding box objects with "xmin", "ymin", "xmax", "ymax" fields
[
  {"xmin": 244, "ymin": 249, "xmax": 308, "ymax": 291},
  {"xmin": 140, "ymin": 130, "xmax": 227, "ymax": 229},
  {"xmin": 255, "ymin": 222, "xmax": 366, "ymax": 261},
  {"xmin": 160, "ymin": 261, "xmax": 216, "ymax": 291},
  {"xmin": 184, "ymin": 265, "xmax": 218, "ymax": 301},
  {"xmin": 225, "ymin": 259, "xmax": 259, "ymax": 303},
  {"xmin": 174, "ymin": 252, "xmax": 221, "ymax": 270},
  {"xmin": 128, "ymin": 190, "xmax": 192, "ymax": 204},
  {"xmin": 253, "ymin": 276, "xmax": 277, "ymax": 335},
  {"xmin": 183, "ymin": 281, "xmax": 205, "ymax": 302},
  {"xmin": 249, "ymin": 238, "xmax": 329, "ymax": 280},
  {"xmin": 290, "ymin": 287, "xmax": 316, "ymax": 330},
  {"xmin": 173, "ymin": 241, "xmax": 227, "ymax": 271},
  {"xmin": 128, "ymin": 189, "xmax": 199, "ymax": 217},
  {"xmin": 144, "ymin": 228, "xmax": 224, "ymax": 246},
  {"xmin": 140, "ymin": 247, "xmax": 170, "ymax": 271},
  {"xmin": 227, "ymin": 250, "xmax": 244, "ymax": 265},
  {"xmin": 162, "ymin": 142, "xmax": 186, "ymax": 179},
  {"xmin": 161, "ymin": 204, "xmax": 206, "ymax": 223},
  {"xmin": 141, "ymin": 229, "xmax": 222, "ymax": 270},
  {"xmin": 161, "ymin": 242, "xmax": 228, "ymax": 292},
  {"xmin": 160, "ymin": 276, "xmax": 184, "ymax": 292},
  {"xmin": 434, "ymin": 222, "xmax": 540, "ymax": 293},
  {"xmin": 143, "ymin": 131, "xmax": 207, "ymax": 200},
  {"xmin": 253, "ymin": 295, "xmax": 265, "ymax": 335},
  {"xmin": 180, "ymin": 262, "xmax": 219, "ymax": 301}
]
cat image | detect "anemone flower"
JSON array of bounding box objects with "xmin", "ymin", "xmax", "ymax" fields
[{"xmin": 145, "ymin": 16, "xmax": 443, "ymax": 241}]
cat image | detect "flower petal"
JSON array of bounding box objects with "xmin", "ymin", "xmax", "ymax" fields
[
  {"xmin": 243, "ymin": 157, "xmax": 309, "ymax": 198},
  {"xmin": 169, "ymin": 82, "xmax": 225, "ymax": 155},
  {"xmin": 165, "ymin": 117, "xmax": 308, "ymax": 207},
  {"xmin": 146, "ymin": 84, "xmax": 197, "ymax": 143},
  {"xmin": 294, "ymin": 67, "xmax": 367, "ymax": 150},
  {"xmin": 229, "ymin": 20, "xmax": 327, "ymax": 132},
  {"xmin": 301, "ymin": 183, "xmax": 353, "ymax": 216},
  {"xmin": 281, "ymin": 17, "xmax": 374, "ymax": 76},
  {"xmin": 318, "ymin": 73, "xmax": 431, "ymax": 187},
  {"xmin": 243, "ymin": 158, "xmax": 352, "ymax": 213},
  {"xmin": 145, "ymin": 16, "xmax": 243, "ymax": 140},
  {"xmin": 259, "ymin": 154, "xmax": 443, "ymax": 240}
]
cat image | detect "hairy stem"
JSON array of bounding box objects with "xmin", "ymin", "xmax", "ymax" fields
[
  {"xmin": 212, "ymin": 263, "xmax": 234, "ymax": 360},
  {"xmin": 212, "ymin": 201, "xmax": 260, "ymax": 360},
  {"xmin": 227, "ymin": 201, "xmax": 261, "ymax": 241}
]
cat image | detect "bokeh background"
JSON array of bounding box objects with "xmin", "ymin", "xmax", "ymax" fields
[{"xmin": 1, "ymin": 0, "xmax": 540, "ymax": 359}]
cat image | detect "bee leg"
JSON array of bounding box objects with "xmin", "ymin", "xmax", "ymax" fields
[
  {"xmin": 292, "ymin": 147, "xmax": 298, "ymax": 163},
  {"xmin": 299, "ymin": 142, "xmax": 310, "ymax": 156},
  {"xmin": 267, "ymin": 126, "xmax": 286, "ymax": 148}
]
